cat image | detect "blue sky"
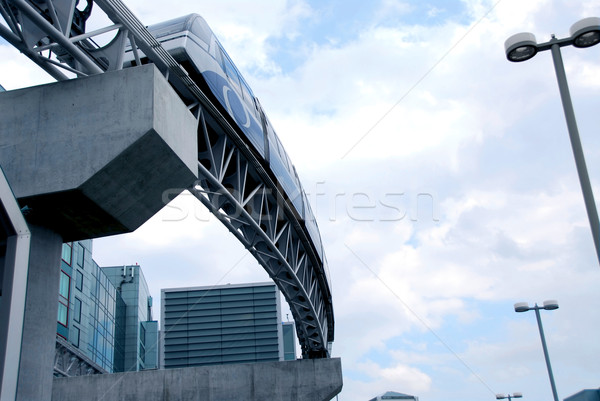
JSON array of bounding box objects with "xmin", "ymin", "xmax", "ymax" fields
[{"xmin": 2, "ymin": 1, "xmax": 600, "ymax": 400}]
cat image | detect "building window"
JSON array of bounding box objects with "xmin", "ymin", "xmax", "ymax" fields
[
  {"xmin": 61, "ymin": 243, "xmax": 72, "ymax": 265},
  {"xmin": 77, "ymin": 243, "xmax": 85, "ymax": 267},
  {"xmin": 74, "ymin": 297, "xmax": 82, "ymax": 323},
  {"xmin": 72, "ymin": 326, "xmax": 80, "ymax": 348},
  {"xmin": 75, "ymin": 270, "xmax": 83, "ymax": 291},
  {"xmin": 57, "ymin": 302, "xmax": 68, "ymax": 326},
  {"xmin": 58, "ymin": 271, "xmax": 70, "ymax": 328},
  {"xmin": 59, "ymin": 271, "xmax": 70, "ymax": 300}
]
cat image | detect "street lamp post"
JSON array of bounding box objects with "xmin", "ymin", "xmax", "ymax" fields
[
  {"xmin": 505, "ymin": 17, "xmax": 600, "ymax": 267},
  {"xmin": 514, "ymin": 300, "xmax": 560, "ymax": 401},
  {"xmin": 496, "ymin": 392, "xmax": 523, "ymax": 401}
]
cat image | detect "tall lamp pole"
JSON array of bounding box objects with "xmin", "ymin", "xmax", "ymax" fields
[
  {"xmin": 505, "ymin": 17, "xmax": 600, "ymax": 266},
  {"xmin": 514, "ymin": 301, "xmax": 560, "ymax": 401}
]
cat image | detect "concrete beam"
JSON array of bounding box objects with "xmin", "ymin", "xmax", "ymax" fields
[
  {"xmin": 52, "ymin": 358, "xmax": 343, "ymax": 401},
  {"xmin": 0, "ymin": 64, "xmax": 198, "ymax": 241}
]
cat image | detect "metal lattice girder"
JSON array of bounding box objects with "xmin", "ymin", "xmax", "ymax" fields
[
  {"xmin": 54, "ymin": 337, "xmax": 105, "ymax": 377},
  {"xmin": 192, "ymin": 107, "xmax": 330, "ymax": 358},
  {"xmin": 0, "ymin": 0, "xmax": 334, "ymax": 358}
]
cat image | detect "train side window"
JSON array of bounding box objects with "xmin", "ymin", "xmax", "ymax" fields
[
  {"xmin": 276, "ymin": 136, "xmax": 290, "ymax": 168},
  {"xmin": 210, "ymin": 35, "xmax": 223, "ymax": 67},
  {"xmin": 220, "ymin": 48, "xmax": 241, "ymax": 90},
  {"xmin": 240, "ymin": 78, "xmax": 253, "ymax": 101},
  {"xmin": 240, "ymin": 79, "xmax": 258, "ymax": 118},
  {"xmin": 273, "ymin": 135, "xmax": 290, "ymax": 169}
]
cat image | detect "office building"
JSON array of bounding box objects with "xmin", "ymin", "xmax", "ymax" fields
[
  {"xmin": 103, "ymin": 264, "xmax": 158, "ymax": 371},
  {"xmin": 56, "ymin": 240, "xmax": 157, "ymax": 375},
  {"xmin": 161, "ymin": 282, "xmax": 290, "ymax": 368},
  {"xmin": 282, "ymin": 321, "xmax": 297, "ymax": 361},
  {"xmin": 58, "ymin": 240, "xmax": 117, "ymax": 372}
]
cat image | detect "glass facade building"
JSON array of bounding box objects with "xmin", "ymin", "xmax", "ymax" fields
[
  {"xmin": 56, "ymin": 240, "xmax": 157, "ymax": 373},
  {"xmin": 58, "ymin": 240, "xmax": 116, "ymax": 371},
  {"xmin": 161, "ymin": 282, "xmax": 289, "ymax": 368},
  {"xmin": 282, "ymin": 321, "xmax": 297, "ymax": 361},
  {"xmin": 103, "ymin": 265, "xmax": 158, "ymax": 371}
]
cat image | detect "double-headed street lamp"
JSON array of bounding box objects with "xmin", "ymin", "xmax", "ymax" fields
[
  {"xmin": 514, "ymin": 300, "xmax": 560, "ymax": 401},
  {"xmin": 505, "ymin": 17, "xmax": 600, "ymax": 266},
  {"xmin": 496, "ymin": 392, "xmax": 523, "ymax": 401}
]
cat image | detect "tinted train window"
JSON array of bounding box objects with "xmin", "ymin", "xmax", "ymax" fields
[
  {"xmin": 240, "ymin": 78, "xmax": 253, "ymax": 100},
  {"xmin": 214, "ymin": 44, "xmax": 224, "ymax": 70},
  {"xmin": 275, "ymin": 136, "xmax": 287, "ymax": 165},
  {"xmin": 277, "ymin": 136, "xmax": 294, "ymax": 173},
  {"xmin": 221, "ymin": 49, "xmax": 241, "ymax": 90},
  {"xmin": 240, "ymin": 81, "xmax": 258, "ymax": 118}
]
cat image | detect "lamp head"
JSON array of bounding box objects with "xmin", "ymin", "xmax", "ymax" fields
[
  {"xmin": 496, "ymin": 394, "xmax": 506, "ymax": 400},
  {"xmin": 514, "ymin": 302, "xmax": 530, "ymax": 312},
  {"xmin": 543, "ymin": 300, "xmax": 559, "ymax": 310},
  {"xmin": 505, "ymin": 32, "xmax": 538, "ymax": 62},
  {"xmin": 570, "ymin": 17, "xmax": 600, "ymax": 48},
  {"xmin": 513, "ymin": 393, "xmax": 523, "ymax": 398}
]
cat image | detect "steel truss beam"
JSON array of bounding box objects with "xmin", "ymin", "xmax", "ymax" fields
[
  {"xmin": 54, "ymin": 336, "xmax": 105, "ymax": 377},
  {"xmin": 192, "ymin": 107, "xmax": 330, "ymax": 358},
  {"xmin": 0, "ymin": 0, "xmax": 333, "ymax": 358}
]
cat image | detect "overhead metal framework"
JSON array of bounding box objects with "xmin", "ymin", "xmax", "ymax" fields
[
  {"xmin": 54, "ymin": 336, "xmax": 105, "ymax": 377},
  {"xmin": 0, "ymin": 0, "xmax": 333, "ymax": 358}
]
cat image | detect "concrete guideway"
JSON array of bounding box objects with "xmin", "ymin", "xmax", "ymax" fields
[{"xmin": 52, "ymin": 358, "xmax": 343, "ymax": 401}]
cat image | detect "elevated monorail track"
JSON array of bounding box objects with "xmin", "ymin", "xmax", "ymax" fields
[{"xmin": 0, "ymin": 0, "xmax": 333, "ymax": 358}]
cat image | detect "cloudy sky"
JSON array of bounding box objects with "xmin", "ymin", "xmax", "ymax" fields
[{"xmin": 2, "ymin": 0, "xmax": 600, "ymax": 400}]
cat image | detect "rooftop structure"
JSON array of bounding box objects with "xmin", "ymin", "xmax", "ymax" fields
[{"xmin": 369, "ymin": 391, "xmax": 420, "ymax": 401}]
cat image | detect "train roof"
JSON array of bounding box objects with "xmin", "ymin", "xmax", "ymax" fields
[{"xmin": 147, "ymin": 14, "xmax": 213, "ymax": 44}]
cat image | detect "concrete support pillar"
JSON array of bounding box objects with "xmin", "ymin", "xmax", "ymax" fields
[
  {"xmin": 16, "ymin": 225, "xmax": 62, "ymax": 401},
  {"xmin": 0, "ymin": 167, "xmax": 31, "ymax": 401}
]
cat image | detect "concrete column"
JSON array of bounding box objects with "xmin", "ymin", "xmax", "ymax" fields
[
  {"xmin": 16, "ymin": 225, "xmax": 62, "ymax": 401},
  {"xmin": 0, "ymin": 167, "xmax": 31, "ymax": 401}
]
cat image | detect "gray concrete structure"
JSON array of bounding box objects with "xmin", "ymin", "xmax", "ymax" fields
[
  {"xmin": 0, "ymin": 167, "xmax": 31, "ymax": 401},
  {"xmin": 0, "ymin": 63, "xmax": 198, "ymax": 241},
  {"xmin": 17, "ymin": 225, "xmax": 62, "ymax": 400},
  {"xmin": 52, "ymin": 357, "xmax": 343, "ymax": 401},
  {"xmin": 0, "ymin": 64, "xmax": 198, "ymax": 400}
]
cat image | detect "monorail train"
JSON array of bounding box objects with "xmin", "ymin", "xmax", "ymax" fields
[{"xmin": 135, "ymin": 14, "xmax": 326, "ymax": 268}]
